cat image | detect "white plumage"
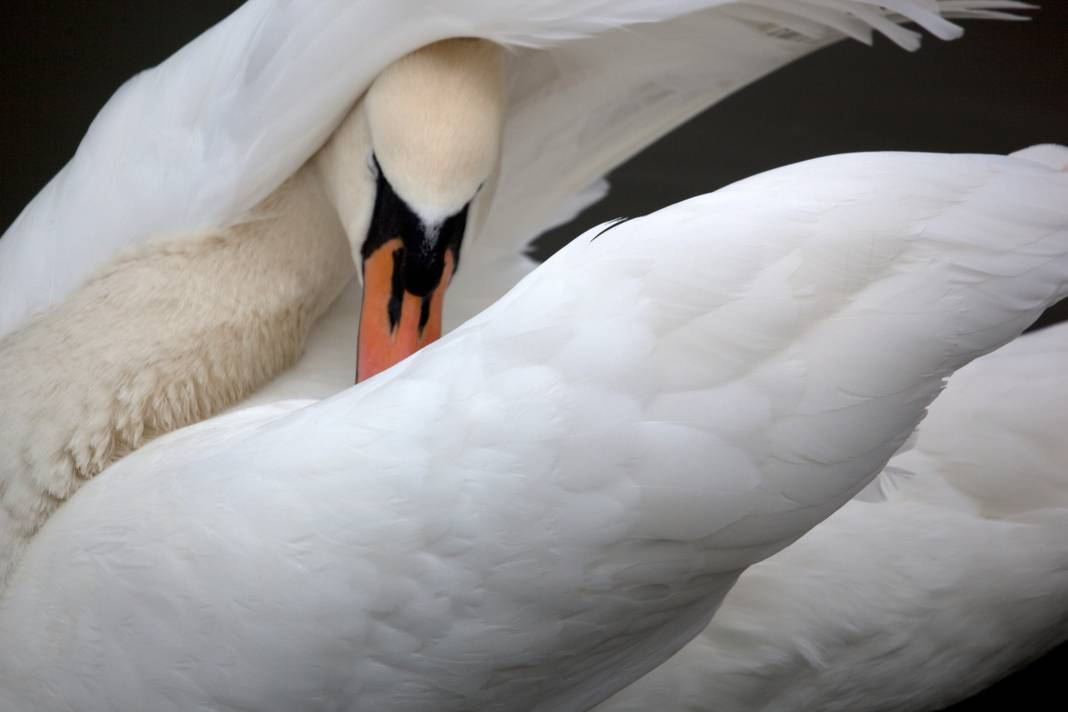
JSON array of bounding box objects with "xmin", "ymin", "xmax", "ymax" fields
[
  {"xmin": 2, "ymin": 0, "xmax": 1028, "ymax": 580},
  {"xmin": 2, "ymin": 150, "xmax": 1066, "ymax": 711},
  {"xmin": 598, "ymin": 320, "xmax": 1068, "ymax": 712},
  {"xmin": 230, "ymin": 135, "xmax": 1068, "ymax": 709},
  {"xmin": 592, "ymin": 144, "xmax": 1068, "ymax": 712},
  {"xmin": 0, "ymin": 2, "xmax": 1053, "ymax": 708}
]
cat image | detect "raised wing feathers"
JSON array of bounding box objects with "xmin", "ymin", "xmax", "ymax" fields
[{"xmin": 1, "ymin": 1, "xmax": 1029, "ymax": 339}]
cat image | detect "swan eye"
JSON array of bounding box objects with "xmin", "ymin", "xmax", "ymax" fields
[{"xmin": 367, "ymin": 153, "xmax": 380, "ymax": 179}]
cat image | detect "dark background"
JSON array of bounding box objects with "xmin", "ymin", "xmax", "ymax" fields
[{"xmin": 1, "ymin": 2, "xmax": 1066, "ymax": 708}]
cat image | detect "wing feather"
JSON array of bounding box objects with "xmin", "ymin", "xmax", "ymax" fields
[{"xmin": 0, "ymin": 1, "xmax": 1030, "ymax": 338}]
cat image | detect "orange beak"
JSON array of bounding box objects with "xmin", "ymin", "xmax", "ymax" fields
[{"xmin": 356, "ymin": 238, "xmax": 455, "ymax": 382}]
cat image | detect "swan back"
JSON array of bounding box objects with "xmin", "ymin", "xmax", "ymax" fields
[{"xmin": 3, "ymin": 151, "xmax": 1067, "ymax": 711}]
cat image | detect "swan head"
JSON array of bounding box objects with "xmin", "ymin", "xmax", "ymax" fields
[{"xmin": 318, "ymin": 38, "xmax": 506, "ymax": 383}]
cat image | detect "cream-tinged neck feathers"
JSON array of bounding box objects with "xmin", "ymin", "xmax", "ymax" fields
[{"xmin": 314, "ymin": 102, "xmax": 375, "ymax": 258}]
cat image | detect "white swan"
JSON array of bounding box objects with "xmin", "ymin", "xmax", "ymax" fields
[
  {"xmin": 0, "ymin": 0, "xmax": 1028, "ymax": 580},
  {"xmin": 2, "ymin": 150, "xmax": 1067, "ymax": 711}
]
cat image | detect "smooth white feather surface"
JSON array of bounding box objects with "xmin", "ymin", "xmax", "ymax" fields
[
  {"xmin": 598, "ymin": 320, "xmax": 1068, "ymax": 712},
  {"xmin": 0, "ymin": 0, "xmax": 1030, "ymax": 340},
  {"xmin": 1012, "ymin": 142, "xmax": 1068, "ymax": 170},
  {"xmin": 2, "ymin": 151, "xmax": 1066, "ymax": 712}
]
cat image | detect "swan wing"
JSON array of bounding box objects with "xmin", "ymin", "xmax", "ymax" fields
[
  {"xmin": 598, "ymin": 319, "xmax": 1068, "ymax": 711},
  {"xmin": 0, "ymin": 0, "xmax": 1030, "ymax": 339}
]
